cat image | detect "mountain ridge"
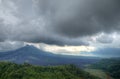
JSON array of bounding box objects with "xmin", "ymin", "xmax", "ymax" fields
[{"xmin": 0, "ymin": 45, "xmax": 100, "ymax": 67}]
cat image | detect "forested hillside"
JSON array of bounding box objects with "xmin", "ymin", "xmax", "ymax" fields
[
  {"xmin": 0, "ymin": 62, "xmax": 101, "ymax": 79},
  {"xmin": 90, "ymin": 58, "xmax": 120, "ymax": 79}
]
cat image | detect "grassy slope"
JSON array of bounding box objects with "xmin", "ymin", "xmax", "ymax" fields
[
  {"xmin": 88, "ymin": 58, "xmax": 120, "ymax": 79},
  {"xmin": 84, "ymin": 69, "xmax": 113, "ymax": 79}
]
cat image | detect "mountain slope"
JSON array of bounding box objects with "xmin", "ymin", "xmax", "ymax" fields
[{"xmin": 0, "ymin": 45, "xmax": 100, "ymax": 66}]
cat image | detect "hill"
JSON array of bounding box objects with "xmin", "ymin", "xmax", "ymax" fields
[
  {"xmin": 0, "ymin": 45, "xmax": 100, "ymax": 67},
  {"xmin": 0, "ymin": 62, "xmax": 101, "ymax": 79}
]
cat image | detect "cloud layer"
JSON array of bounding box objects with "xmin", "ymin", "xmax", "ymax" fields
[{"xmin": 0, "ymin": 0, "xmax": 120, "ymax": 57}]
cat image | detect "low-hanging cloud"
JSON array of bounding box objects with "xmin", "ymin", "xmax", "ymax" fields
[
  {"xmin": 0, "ymin": 40, "xmax": 24, "ymax": 52},
  {"xmin": 0, "ymin": 0, "xmax": 120, "ymax": 46}
]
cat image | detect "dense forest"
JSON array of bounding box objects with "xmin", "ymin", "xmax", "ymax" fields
[
  {"xmin": 0, "ymin": 62, "xmax": 101, "ymax": 79},
  {"xmin": 90, "ymin": 58, "xmax": 120, "ymax": 79}
]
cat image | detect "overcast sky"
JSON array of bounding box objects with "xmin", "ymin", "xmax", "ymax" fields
[{"xmin": 0, "ymin": 0, "xmax": 120, "ymax": 57}]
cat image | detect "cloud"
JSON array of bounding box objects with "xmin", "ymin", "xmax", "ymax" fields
[
  {"xmin": 0, "ymin": 0, "xmax": 120, "ymax": 51},
  {"xmin": 36, "ymin": 0, "xmax": 120, "ymax": 37},
  {"xmin": 96, "ymin": 33, "xmax": 114, "ymax": 44},
  {"xmin": 25, "ymin": 42, "xmax": 96, "ymax": 56},
  {"xmin": 0, "ymin": 40, "xmax": 24, "ymax": 52}
]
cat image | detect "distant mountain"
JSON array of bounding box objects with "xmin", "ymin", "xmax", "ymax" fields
[{"xmin": 0, "ymin": 45, "xmax": 100, "ymax": 67}]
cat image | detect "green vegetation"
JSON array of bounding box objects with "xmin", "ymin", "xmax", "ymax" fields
[
  {"xmin": 89, "ymin": 58, "xmax": 120, "ymax": 79},
  {"xmin": 84, "ymin": 69, "xmax": 113, "ymax": 79},
  {"xmin": 0, "ymin": 62, "xmax": 101, "ymax": 79}
]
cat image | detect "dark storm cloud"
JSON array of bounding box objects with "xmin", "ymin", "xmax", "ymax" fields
[
  {"xmin": 0, "ymin": 0, "xmax": 120, "ymax": 45},
  {"xmin": 46, "ymin": 0, "xmax": 120, "ymax": 37}
]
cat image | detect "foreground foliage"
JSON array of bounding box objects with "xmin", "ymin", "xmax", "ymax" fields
[{"xmin": 0, "ymin": 62, "xmax": 101, "ymax": 79}]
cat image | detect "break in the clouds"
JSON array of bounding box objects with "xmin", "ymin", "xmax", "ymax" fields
[{"xmin": 0, "ymin": 0, "xmax": 120, "ymax": 57}]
